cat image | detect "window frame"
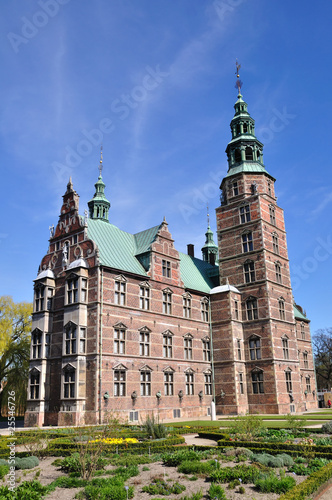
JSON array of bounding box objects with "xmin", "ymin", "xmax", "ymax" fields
[
  {"xmin": 246, "ymin": 297, "xmax": 258, "ymax": 321},
  {"xmin": 239, "ymin": 373, "xmax": 244, "ymax": 394},
  {"xmin": 282, "ymin": 337, "xmax": 289, "ymax": 360},
  {"xmin": 285, "ymin": 370, "xmax": 292, "ymax": 393},
  {"xmin": 244, "ymin": 261, "xmax": 255, "ymax": 283},
  {"xmin": 64, "ymin": 322, "xmax": 77, "ymax": 355},
  {"xmin": 139, "ymin": 328, "xmax": 150, "ymax": 357},
  {"xmin": 303, "ymin": 351, "xmax": 309, "ymax": 369},
  {"xmin": 164, "ymin": 371, "xmax": 174, "ymax": 396},
  {"xmin": 163, "ymin": 331, "xmax": 173, "ymax": 358},
  {"xmin": 279, "ymin": 298, "xmax": 286, "ymax": 320},
  {"xmin": 162, "ymin": 289, "xmax": 172, "ymax": 315},
  {"xmin": 249, "ymin": 337, "xmax": 261, "ymax": 360},
  {"xmin": 272, "ymin": 232, "xmax": 279, "ymax": 254},
  {"xmin": 114, "ymin": 326, "xmax": 126, "ymax": 355},
  {"xmin": 269, "ymin": 205, "xmax": 276, "ymax": 225},
  {"xmin": 275, "ymin": 262, "xmax": 282, "ymax": 284},
  {"xmin": 202, "ymin": 337, "xmax": 211, "ymax": 361},
  {"xmin": 29, "ymin": 371, "xmax": 40, "ymax": 399},
  {"xmin": 114, "ymin": 277, "xmax": 126, "ymax": 306},
  {"xmin": 31, "ymin": 329, "xmax": 42, "ymax": 359},
  {"xmin": 239, "ymin": 204, "xmax": 251, "ymax": 224},
  {"xmin": 182, "ymin": 294, "xmax": 191, "ymax": 319},
  {"xmin": 242, "ymin": 232, "xmax": 253, "ymax": 253},
  {"xmin": 185, "ymin": 371, "xmax": 194, "ymax": 395},
  {"xmin": 34, "ymin": 285, "xmax": 45, "ymax": 312},
  {"xmin": 139, "ymin": 284, "xmax": 150, "ymax": 310},
  {"xmin": 252, "ymin": 370, "xmax": 264, "ymax": 394},
  {"xmin": 140, "ymin": 370, "xmax": 151, "ymax": 396},
  {"xmin": 201, "ymin": 298, "xmax": 209, "ymax": 322},
  {"xmin": 114, "ymin": 368, "xmax": 126, "ymax": 397},
  {"xmin": 184, "ymin": 334, "xmax": 193, "ymax": 360},
  {"xmin": 162, "ymin": 260, "xmax": 171, "ymax": 278},
  {"xmin": 204, "ymin": 372, "xmax": 212, "ymax": 395},
  {"xmin": 63, "ymin": 369, "xmax": 76, "ymax": 399}
]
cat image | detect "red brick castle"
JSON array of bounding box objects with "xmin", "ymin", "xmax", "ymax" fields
[{"xmin": 25, "ymin": 83, "xmax": 317, "ymax": 427}]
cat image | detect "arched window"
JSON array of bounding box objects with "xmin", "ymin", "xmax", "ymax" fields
[
  {"xmin": 234, "ymin": 149, "xmax": 241, "ymax": 163},
  {"xmin": 245, "ymin": 147, "xmax": 253, "ymax": 160},
  {"xmin": 243, "ymin": 123, "xmax": 248, "ymax": 133}
]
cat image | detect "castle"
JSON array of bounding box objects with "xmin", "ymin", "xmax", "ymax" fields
[{"xmin": 25, "ymin": 82, "xmax": 317, "ymax": 427}]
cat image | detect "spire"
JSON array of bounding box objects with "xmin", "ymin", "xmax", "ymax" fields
[
  {"xmin": 224, "ymin": 61, "xmax": 269, "ymax": 178},
  {"xmin": 201, "ymin": 208, "xmax": 218, "ymax": 264},
  {"xmin": 87, "ymin": 149, "xmax": 111, "ymax": 222}
]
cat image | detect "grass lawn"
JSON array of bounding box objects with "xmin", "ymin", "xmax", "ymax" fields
[{"xmin": 168, "ymin": 417, "xmax": 330, "ymax": 429}]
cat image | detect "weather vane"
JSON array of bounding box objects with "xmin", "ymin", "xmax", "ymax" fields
[
  {"xmin": 207, "ymin": 204, "xmax": 210, "ymax": 227},
  {"xmin": 99, "ymin": 145, "xmax": 103, "ymax": 176},
  {"xmin": 235, "ymin": 59, "xmax": 243, "ymax": 94}
]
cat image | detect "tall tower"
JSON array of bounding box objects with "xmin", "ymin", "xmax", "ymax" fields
[{"xmin": 214, "ymin": 66, "xmax": 301, "ymax": 414}]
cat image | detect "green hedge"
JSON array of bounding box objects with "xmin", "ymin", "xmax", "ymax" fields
[
  {"xmin": 217, "ymin": 439, "xmax": 332, "ymax": 455},
  {"xmin": 197, "ymin": 431, "xmax": 229, "ymax": 441},
  {"xmin": 278, "ymin": 461, "xmax": 332, "ymax": 500}
]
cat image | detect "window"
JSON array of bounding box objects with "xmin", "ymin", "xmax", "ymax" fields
[
  {"xmin": 204, "ymin": 373, "xmax": 212, "ymax": 395},
  {"xmin": 235, "ymin": 149, "xmax": 241, "ymax": 163},
  {"xmin": 129, "ymin": 411, "xmax": 139, "ymax": 422},
  {"xmin": 202, "ymin": 338, "xmax": 211, "ymax": 361},
  {"xmin": 239, "ymin": 373, "xmax": 244, "ymax": 394},
  {"xmin": 269, "ymin": 205, "xmax": 276, "ymax": 225},
  {"xmin": 114, "ymin": 279, "xmax": 126, "ymax": 306},
  {"xmin": 139, "ymin": 285, "xmax": 150, "ymax": 310},
  {"xmin": 139, "ymin": 329, "xmax": 150, "ymax": 356},
  {"xmin": 35, "ymin": 286, "xmax": 45, "ymax": 312},
  {"xmin": 64, "ymin": 370, "xmax": 75, "ymax": 398},
  {"xmin": 268, "ymin": 183, "xmax": 271, "ymax": 196},
  {"xmin": 201, "ymin": 298, "xmax": 209, "ymax": 322},
  {"xmin": 242, "ymin": 232, "xmax": 253, "ymax": 252},
  {"xmin": 47, "ymin": 288, "xmax": 53, "ymax": 310},
  {"xmin": 114, "ymin": 369, "xmax": 126, "ymax": 396},
  {"xmin": 285, "ymin": 371, "xmax": 292, "ymax": 393},
  {"xmin": 79, "ymin": 328, "xmax": 86, "ymax": 354},
  {"xmin": 249, "ymin": 337, "xmax": 261, "ymax": 360},
  {"xmin": 279, "ymin": 299, "xmax": 285, "ymax": 320},
  {"xmin": 234, "ymin": 300, "xmax": 239, "ymax": 320},
  {"xmin": 45, "ymin": 333, "xmax": 51, "ymax": 358},
  {"xmin": 243, "ymin": 123, "xmax": 248, "ymax": 133},
  {"xmin": 183, "ymin": 295, "xmax": 191, "ymax": 318},
  {"xmin": 81, "ymin": 279, "xmax": 87, "ymax": 302},
  {"xmin": 240, "ymin": 204, "xmax": 251, "ymax": 223},
  {"xmin": 65, "ymin": 323, "xmax": 77, "ymax": 354},
  {"xmin": 301, "ymin": 323, "xmax": 305, "ymax": 340},
  {"xmin": 67, "ymin": 277, "xmax": 78, "ymax": 304},
  {"xmin": 184, "ymin": 335, "xmax": 193, "ymax": 360},
  {"xmin": 246, "ymin": 298, "xmax": 258, "ymax": 320},
  {"xmin": 30, "ymin": 372, "xmax": 40, "ymax": 399},
  {"xmin": 164, "ymin": 371, "xmax": 174, "ymax": 395},
  {"xmin": 73, "ymin": 235, "xmax": 78, "ymax": 244},
  {"xmin": 245, "ymin": 146, "xmax": 253, "ymax": 161},
  {"xmin": 185, "ymin": 372, "xmax": 194, "ymax": 395},
  {"xmin": 163, "ymin": 332, "xmax": 173, "ymax": 358},
  {"xmin": 173, "ymin": 409, "xmax": 181, "ymax": 418},
  {"xmin": 244, "ymin": 261, "xmax": 255, "ymax": 283},
  {"xmin": 275, "ymin": 262, "xmax": 282, "ymax": 284},
  {"xmin": 32, "ymin": 330, "xmax": 42, "ymax": 358},
  {"xmin": 306, "ymin": 376, "xmax": 311, "ymax": 393},
  {"xmin": 114, "ymin": 327, "xmax": 126, "ymax": 354},
  {"xmin": 140, "ymin": 371, "xmax": 151, "ymax": 396},
  {"xmin": 252, "ymin": 371, "xmax": 264, "ymax": 394},
  {"xmin": 162, "ymin": 260, "xmax": 171, "ymax": 278},
  {"xmin": 282, "ymin": 337, "xmax": 289, "ymax": 360},
  {"xmin": 272, "ymin": 233, "xmax": 279, "ymax": 254},
  {"xmin": 233, "ymin": 181, "xmax": 239, "ymax": 196},
  {"xmin": 237, "ymin": 339, "xmax": 241, "ymax": 360},
  {"xmin": 303, "ymin": 352, "xmax": 308, "ymax": 368},
  {"xmin": 162, "ymin": 290, "xmax": 172, "ymax": 315}
]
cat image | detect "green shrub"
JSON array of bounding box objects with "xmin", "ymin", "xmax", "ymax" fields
[
  {"xmin": 254, "ymin": 471, "xmax": 296, "ymax": 494},
  {"xmin": 277, "ymin": 453, "xmax": 294, "ymax": 467},
  {"xmin": 162, "ymin": 449, "xmax": 202, "ymax": 467},
  {"xmin": 227, "ymin": 479, "xmax": 241, "ymax": 489},
  {"xmin": 207, "ymin": 483, "xmax": 227, "ymax": 499},
  {"xmin": 0, "ymin": 459, "xmax": 8, "ymax": 467},
  {"xmin": 15, "ymin": 456, "xmax": 39, "ymax": 470},
  {"xmin": 321, "ymin": 421, "xmax": 332, "ymax": 433},
  {"xmin": 59, "ymin": 452, "xmax": 106, "ymax": 476},
  {"xmin": 112, "ymin": 465, "xmax": 139, "ymax": 481},
  {"xmin": 143, "ymin": 414, "xmax": 168, "ymax": 439},
  {"xmin": 82, "ymin": 482, "xmax": 134, "ymax": 499},
  {"xmin": 0, "ymin": 464, "xmax": 9, "ymax": 479},
  {"xmin": 279, "ymin": 461, "xmax": 332, "ymax": 500},
  {"xmin": 178, "ymin": 460, "xmax": 215, "ymax": 475},
  {"xmin": 178, "ymin": 491, "xmax": 203, "ymax": 500},
  {"xmin": 142, "ymin": 478, "xmax": 186, "ymax": 495},
  {"xmin": 0, "ymin": 480, "xmax": 48, "ymax": 499},
  {"xmin": 289, "ymin": 457, "xmax": 329, "ymax": 475},
  {"xmin": 210, "ymin": 464, "xmax": 260, "ymax": 483},
  {"xmin": 238, "ymin": 485, "xmax": 245, "ymax": 494},
  {"xmin": 109, "ymin": 454, "xmax": 152, "ymax": 467}
]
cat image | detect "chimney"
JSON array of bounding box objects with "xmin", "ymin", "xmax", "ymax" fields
[{"xmin": 187, "ymin": 244, "xmax": 194, "ymax": 258}]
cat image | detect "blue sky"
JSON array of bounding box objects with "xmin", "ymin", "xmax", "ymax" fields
[{"xmin": 1, "ymin": 0, "xmax": 331, "ymax": 335}]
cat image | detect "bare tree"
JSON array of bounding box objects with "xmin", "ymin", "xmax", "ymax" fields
[{"xmin": 313, "ymin": 328, "xmax": 332, "ymax": 391}]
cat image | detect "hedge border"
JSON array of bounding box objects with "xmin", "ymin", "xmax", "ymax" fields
[{"xmin": 278, "ymin": 461, "xmax": 332, "ymax": 500}]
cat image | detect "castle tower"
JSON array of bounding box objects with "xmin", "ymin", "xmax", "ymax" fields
[
  {"xmin": 88, "ymin": 149, "xmax": 111, "ymax": 222},
  {"xmin": 214, "ymin": 68, "xmax": 304, "ymax": 414}
]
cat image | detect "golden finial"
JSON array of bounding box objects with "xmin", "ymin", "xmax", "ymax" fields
[
  {"xmin": 99, "ymin": 145, "xmax": 103, "ymax": 176},
  {"xmin": 235, "ymin": 59, "xmax": 243, "ymax": 94}
]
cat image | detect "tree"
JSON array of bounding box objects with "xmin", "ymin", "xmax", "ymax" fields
[
  {"xmin": 313, "ymin": 328, "xmax": 332, "ymax": 391},
  {"xmin": 0, "ymin": 296, "xmax": 32, "ymax": 416}
]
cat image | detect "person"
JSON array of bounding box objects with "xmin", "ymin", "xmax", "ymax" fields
[{"xmin": 328, "ymin": 399, "xmax": 331, "ymax": 408}]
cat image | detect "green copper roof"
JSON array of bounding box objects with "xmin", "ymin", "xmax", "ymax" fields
[
  {"xmin": 293, "ymin": 304, "xmax": 309, "ymax": 321},
  {"xmin": 134, "ymin": 225, "xmax": 161, "ymax": 255},
  {"xmin": 86, "ymin": 219, "xmax": 218, "ymax": 293},
  {"xmin": 179, "ymin": 253, "xmax": 217, "ymax": 293},
  {"xmin": 226, "ymin": 162, "xmax": 274, "ymax": 179}
]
